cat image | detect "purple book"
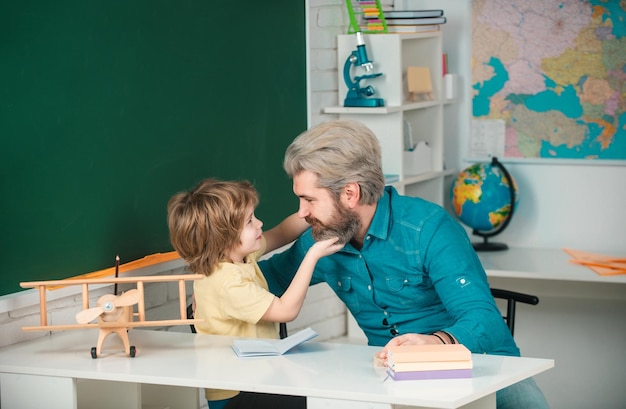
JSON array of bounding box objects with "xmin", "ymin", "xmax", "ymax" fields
[{"xmin": 387, "ymin": 367, "xmax": 472, "ymax": 381}]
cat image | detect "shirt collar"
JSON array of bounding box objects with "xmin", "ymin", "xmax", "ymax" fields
[{"xmin": 366, "ymin": 186, "xmax": 395, "ymax": 240}]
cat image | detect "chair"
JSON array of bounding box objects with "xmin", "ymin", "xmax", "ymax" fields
[
  {"xmin": 187, "ymin": 303, "xmax": 289, "ymax": 339},
  {"xmin": 279, "ymin": 323, "xmax": 288, "ymax": 339},
  {"xmin": 490, "ymin": 288, "xmax": 539, "ymax": 336},
  {"xmin": 187, "ymin": 303, "xmax": 196, "ymax": 334}
]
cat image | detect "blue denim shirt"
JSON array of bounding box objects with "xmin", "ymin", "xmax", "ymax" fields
[{"xmin": 260, "ymin": 186, "xmax": 520, "ymax": 356}]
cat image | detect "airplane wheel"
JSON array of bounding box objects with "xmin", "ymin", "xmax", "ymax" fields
[
  {"xmin": 130, "ymin": 345, "xmax": 136, "ymax": 358},
  {"xmin": 91, "ymin": 347, "xmax": 98, "ymax": 359}
]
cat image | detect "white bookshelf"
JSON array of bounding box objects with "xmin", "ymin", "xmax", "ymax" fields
[{"xmin": 324, "ymin": 32, "xmax": 454, "ymax": 205}]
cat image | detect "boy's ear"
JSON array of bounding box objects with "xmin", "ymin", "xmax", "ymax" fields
[{"xmin": 342, "ymin": 182, "xmax": 361, "ymax": 208}]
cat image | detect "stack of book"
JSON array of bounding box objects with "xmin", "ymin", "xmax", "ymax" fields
[
  {"xmin": 380, "ymin": 9, "xmax": 446, "ymax": 34},
  {"xmin": 385, "ymin": 343, "xmax": 472, "ymax": 380}
]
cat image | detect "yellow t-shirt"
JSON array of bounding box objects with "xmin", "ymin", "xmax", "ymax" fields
[{"xmin": 193, "ymin": 239, "xmax": 278, "ymax": 401}]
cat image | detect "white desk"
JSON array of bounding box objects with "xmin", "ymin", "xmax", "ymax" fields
[
  {"xmin": 479, "ymin": 246, "xmax": 626, "ymax": 285},
  {"xmin": 477, "ymin": 247, "xmax": 626, "ymax": 409},
  {"xmin": 0, "ymin": 329, "xmax": 553, "ymax": 409},
  {"xmin": 480, "ymin": 246, "xmax": 626, "ymax": 307}
]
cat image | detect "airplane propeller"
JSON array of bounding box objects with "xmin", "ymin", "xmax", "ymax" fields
[{"xmin": 76, "ymin": 289, "xmax": 141, "ymax": 324}]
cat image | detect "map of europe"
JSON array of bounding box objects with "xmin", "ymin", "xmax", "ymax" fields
[{"xmin": 472, "ymin": 0, "xmax": 626, "ymax": 160}]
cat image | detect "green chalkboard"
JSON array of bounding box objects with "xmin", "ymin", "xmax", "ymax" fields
[{"xmin": 0, "ymin": 1, "xmax": 306, "ymax": 296}]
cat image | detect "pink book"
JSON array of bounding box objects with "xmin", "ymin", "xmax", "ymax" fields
[{"xmin": 386, "ymin": 343, "xmax": 471, "ymax": 363}]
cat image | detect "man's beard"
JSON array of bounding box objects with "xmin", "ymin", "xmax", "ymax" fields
[{"xmin": 306, "ymin": 200, "xmax": 361, "ymax": 245}]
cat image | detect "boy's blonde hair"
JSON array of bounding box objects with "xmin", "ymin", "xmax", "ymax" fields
[{"xmin": 167, "ymin": 178, "xmax": 259, "ymax": 275}]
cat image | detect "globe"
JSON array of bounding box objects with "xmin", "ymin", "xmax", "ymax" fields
[{"xmin": 450, "ymin": 157, "xmax": 518, "ymax": 251}]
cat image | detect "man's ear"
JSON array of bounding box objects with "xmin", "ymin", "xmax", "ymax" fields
[{"xmin": 342, "ymin": 182, "xmax": 361, "ymax": 209}]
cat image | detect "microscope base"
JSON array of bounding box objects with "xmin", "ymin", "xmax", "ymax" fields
[{"xmin": 344, "ymin": 98, "xmax": 385, "ymax": 107}]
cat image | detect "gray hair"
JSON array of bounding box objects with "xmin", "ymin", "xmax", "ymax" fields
[{"xmin": 284, "ymin": 120, "xmax": 385, "ymax": 205}]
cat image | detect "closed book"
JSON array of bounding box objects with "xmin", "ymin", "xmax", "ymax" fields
[
  {"xmin": 386, "ymin": 25, "xmax": 440, "ymax": 33},
  {"xmin": 385, "ymin": 16, "xmax": 446, "ymax": 26},
  {"xmin": 375, "ymin": 10, "xmax": 443, "ymax": 19},
  {"xmin": 386, "ymin": 343, "xmax": 471, "ymax": 363},
  {"xmin": 389, "ymin": 359, "xmax": 473, "ymax": 372},
  {"xmin": 387, "ymin": 367, "xmax": 472, "ymax": 381}
]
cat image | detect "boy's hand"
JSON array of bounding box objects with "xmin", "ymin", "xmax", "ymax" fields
[{"xmin": 309, "ymin": 237, "xmax": 343, "ymax": 259}]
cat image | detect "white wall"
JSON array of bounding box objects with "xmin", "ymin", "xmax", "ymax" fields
[{"xmin": 490, "ymin": 162, "xmax": 625, "ymax": 254}]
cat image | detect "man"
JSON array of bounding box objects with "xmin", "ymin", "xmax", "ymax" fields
[{"xmin": 259, "ymin": 119, "xmax": 549, "ymax": 409}]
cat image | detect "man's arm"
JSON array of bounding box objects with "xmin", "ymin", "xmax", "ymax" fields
[
  {"xmin": 424, "ymin": 217, "xmax": 508, "ymax": 352},
  {"xmin": 378, "ymin": 215, "xmax": 510, "ymax": 359}
]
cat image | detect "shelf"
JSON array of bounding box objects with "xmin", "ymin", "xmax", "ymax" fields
[
  {"xmin": 387, "ymin": 169, "xmax": 457, "ymax": 191},
  {"xmin": 324, "ymin": 100, "xmax": 442, "ymax": 115},
  {"xmin": 402, "ymin": 169, "xmax": 455, "ymax": 185}
]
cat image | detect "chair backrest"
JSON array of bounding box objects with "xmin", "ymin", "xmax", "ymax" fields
[
  {"xmin": 490, "ymin": 288, "xmax": 539, "ymax": 336},
  {"xmin": 187, "ymin": 303, "xmax": 196, "ymax": 334},
  {"xmin": 279, "ymin": 323, "xmax": 288, "ymax": 339}
]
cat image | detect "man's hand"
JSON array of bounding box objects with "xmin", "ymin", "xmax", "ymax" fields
[{"xmin": 376, "ymin": 333, "xmax": 443, "ymax": 362}]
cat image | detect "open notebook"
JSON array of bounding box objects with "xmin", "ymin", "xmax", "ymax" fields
[{"xmin": 232, "ymin": 327, "xmax": 318, "ymax": 357}]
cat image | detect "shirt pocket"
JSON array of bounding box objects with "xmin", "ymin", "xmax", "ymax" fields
[
  {"xmin": 384, "ymin": 273, "xmax": 425, "ymax": 308},
  {"xmin": 326, "ymin": 275, "xmax": 362, "ymax": 314}
]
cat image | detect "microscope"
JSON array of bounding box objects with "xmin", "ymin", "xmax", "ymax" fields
[{"xmin": 343, "ymin": 32, "xmax": 385, "ymax": 107}]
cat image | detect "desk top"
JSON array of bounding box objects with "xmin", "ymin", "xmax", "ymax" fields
[
  {"xmin": 0, "ymin": 329, "xmax": 553, "ymax": 409},
  {"xmin": 479, "ymin": 247, "xmax": 626, "ymax": 284}
]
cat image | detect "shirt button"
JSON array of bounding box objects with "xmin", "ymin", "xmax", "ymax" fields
[
  {"xmin": 460, "ymin": 278, "xmax": 466, "ymax": 284},
  {"xmin": 366, "ymin": 235, "xmax": 371, "ymax": 240},
  {"xmin": 337, "ymin": 281, "xmax": 342, "ymax": 287},
  {"xmin": 390, "ymin": 329, "xmax": 399, "ymax": 336},
  {"xmin": 367, "ymin": 285, "xmax": 372, "ymax": 291}
]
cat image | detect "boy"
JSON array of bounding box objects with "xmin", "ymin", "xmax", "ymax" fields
[{"xmin": 167, "ymin": 178, "xmax": 341, "ymax": 409}]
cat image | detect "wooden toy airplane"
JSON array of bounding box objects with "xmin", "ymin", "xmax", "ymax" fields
[{"xmin": 20, "ymin": 274, "xmax": 204, "ymax": 358}]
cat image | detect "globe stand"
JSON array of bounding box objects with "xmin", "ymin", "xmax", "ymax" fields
[
  {"xmin": 471, "ymin": 157, "xmax": 516, "ymax": 252},
  {"xmin": 472, "ymin": 235, "xmax": 509, "ymax": 252}
]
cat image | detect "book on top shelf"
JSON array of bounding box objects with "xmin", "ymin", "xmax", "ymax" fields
[
  {"xmin": 370, "ymin": 10, "xmax": 443, "ymax": 19},
  {"xmin": 385, "ymin": 16, "xmax": 446, "ymax": 25},
  {"xmin": 386, "ymin": 25, "xmax": 440, "ymax": 33},
  {"xmin": 386, "ymin": 343, "xmax": 471, "ymax": 363}
]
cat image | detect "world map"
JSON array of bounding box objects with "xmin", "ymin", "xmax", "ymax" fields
[{"xmin": 472, "ymin": 0, "xmax": 626, "ymax": 160}]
